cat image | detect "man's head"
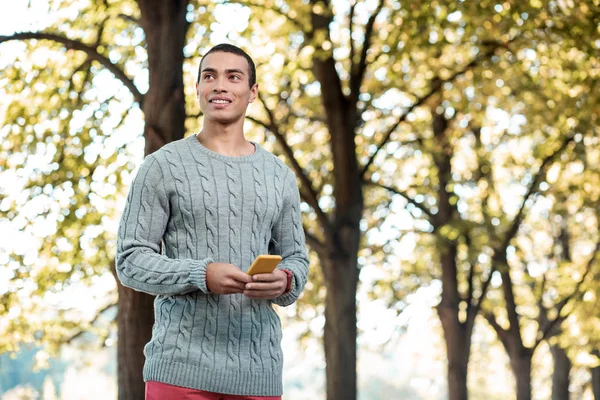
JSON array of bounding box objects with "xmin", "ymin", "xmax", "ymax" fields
[
  {"xmin": 197, "ymin": 43, "xmax": 256, "ymax": 88},
  {"xmin": 196, "ymin": 44, "xmax": 258, "ymax": 126}
]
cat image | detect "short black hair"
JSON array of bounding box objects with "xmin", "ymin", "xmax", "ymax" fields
[{"xmin": 197, "ymin": 43, "xmax": 256, "ymax": 88}]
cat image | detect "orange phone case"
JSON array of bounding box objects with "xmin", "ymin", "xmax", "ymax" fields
[{"xmin": 247, "ymin": 255, "xmax": 282, "ymax": 275}]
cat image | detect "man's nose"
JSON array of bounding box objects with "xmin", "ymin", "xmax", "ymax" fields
[{"xmin": 213, "ymin": 77, "xmax": 227, "ymax": 92}]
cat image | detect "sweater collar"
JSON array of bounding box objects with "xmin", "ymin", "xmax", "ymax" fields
[{"xmin": 189, "ymin": 134, "xmax": 264, "ymax": 163}]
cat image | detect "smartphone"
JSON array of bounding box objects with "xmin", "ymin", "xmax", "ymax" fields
[{"xmin": 247, "ymin": 255, "xmax": 282, "ymax": 275}]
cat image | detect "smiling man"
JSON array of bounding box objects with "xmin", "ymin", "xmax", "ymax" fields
[{"xmin": 116, "ymin": 44, "xmax": 309, "ymax": 400}]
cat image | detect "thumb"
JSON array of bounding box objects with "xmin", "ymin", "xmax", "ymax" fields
[{"xmin": 230, "ymin": 268, "xmax": 253, "ymax": 283}]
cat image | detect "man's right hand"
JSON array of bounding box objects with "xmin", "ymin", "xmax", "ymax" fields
[{"xmin": 206, "ymin": 262, "xmax": 252, "ymax": 294}]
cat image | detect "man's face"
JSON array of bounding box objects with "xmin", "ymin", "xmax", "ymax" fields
[{"xmin": 196, "ymin": 51, "xmax": 258, "ymax": 125}]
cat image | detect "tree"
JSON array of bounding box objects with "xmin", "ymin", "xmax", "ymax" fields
[
  {"xmin": 546, "ymin": 224, "xmax": 574, "ymax": 400},
  {"xmin": 363, "ymin": 1, "xmax": 599, "ymax": 398},
  {"xmin": 593, "ymin": 350, "xmax": 600, "ymax": 399},
  {"xmin": 557, "ymin": 261, "xmax": 600, "ymax": 398},
  {"xmin": 485, "ymin": 212, "xmax": 599, "ymax": 400},
  {"xmin": 233, "ymin": 2, "xmax": 524, "ymax": 398},
  {"xmin": 2, "ymin": 1, "xmax": 599, "ymax": 400},
  {"xmin": 1, "ymin": 0, "xmax": 213, "ymax": 397}
]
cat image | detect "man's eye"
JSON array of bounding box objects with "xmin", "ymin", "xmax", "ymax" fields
[
  {"xmin": 203, "ymin": 74, "xmax": 214, "ymax": 80},
  {"xmin": 231, "ymin": 75, "xmax": 241, "ymax": 81}
]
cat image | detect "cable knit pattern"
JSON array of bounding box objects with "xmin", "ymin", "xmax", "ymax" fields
[
  {"xmin": 251, "ymin": 160, "xmax": 265, "ymax": 259},
  {"xmin": 250, "ymin": 162, "xmax": 266, "ymax": 370},
  {"xmin": 187, "ymin": 142, "xmax": 220, "ymax": 367},
  {"xmin": 225, "ymin": 162, "xmax": 242, "ymax": 369},
  {"xmin": 197, "ymin": 158, "xmax": 219, "ymax": 260},
  {"xmin": 163, "ymin": 147, "xmax": 199, "ymax": 361},
  {"xmin": 267, "ymin": 161, "xmax": 285, "ymax": 367},
  {"xmin": 164, "ymin": 147, "xmax": 198, "ymax": 259},
  {"xmin": 116, "ymin": 135, "xmax": 309, "ymax": 396}
]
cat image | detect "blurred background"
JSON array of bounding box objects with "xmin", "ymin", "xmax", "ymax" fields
[{"xmin": 0, "ymin": 0, "xmax": 599, "ymax": 399}]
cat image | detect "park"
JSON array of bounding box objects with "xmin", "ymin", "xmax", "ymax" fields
[{"xmin": 0, "ymin": 0, "xmax": 599, "ymax": 399}]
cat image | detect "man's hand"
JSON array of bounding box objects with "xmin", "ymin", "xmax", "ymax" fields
[
  {"xmin": 244, "ymin": 270, "xmax": 287, "ymax": 299},
  {"xmin": 206, "ymin": 262, "xmax": 252, "ymax": 294}
]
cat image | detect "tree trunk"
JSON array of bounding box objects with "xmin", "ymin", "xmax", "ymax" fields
[
  {"xmin": 322, "ymin": 252, "xmax": 360, "ymax": 400},
  {"xmin": 510, "ymin": 353, "xmax": 533, "ymax": 400},
  {"xmin": 550, "ymin": 345, "xmax": 571, "ymax": 400},
  {"xmin": 437, "ymin": 245, "xmax": 473, "ymax": 400},
  {"xmin": 116, "ymin": 282, "xmax": 155, "ymax": 400},
  {"xmin": 117, "ymin": 1, "xmax": 189, "ymax": 398},
  {"xmin": 138, "ymin": 0, "xmax": 189, "ymax": 155},
  {"xmin": 431, "ymin": 109, "xmax": 473, "ymax": 400},
  {"xmin": 438, "ymin": 307, "xmax": 470, "ymax": 400},
  {"xmin": 309, "ymin": 7, "xmax": 363, "ymax": 394},
  {"xmin": 592, "ymin": 350, "xmax": 600, "ymax": 400},
  {"xmin": 487, "ymin": 320, "xmax": 535, "ymax": 400}
]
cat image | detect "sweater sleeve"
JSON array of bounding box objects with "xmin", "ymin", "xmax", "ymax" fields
[
  {"xmin": 271, "ymin": 171, "xmax": 310, "ymax": 307},
  {"xmin": 116, "ymin": 154, "xmax": 213, "ymax": 296}
]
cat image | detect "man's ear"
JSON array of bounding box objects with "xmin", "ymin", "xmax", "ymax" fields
[{"xmin": 249, "ymin": 83, "xmax": 259, "ymax": 103}]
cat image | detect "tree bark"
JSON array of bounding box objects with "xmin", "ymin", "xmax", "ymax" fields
[
  {"xmin": 430, "ymin": 105, "xmax": 475, "ymax": 400},
  {"xmin": 117, "ymin": 1, "xmax": 189, "ymax": 398},
  {"xmin": 308, "ymin": 0, "xmax": 364, "ymax": 396},
  {"xmin": 437, "ymin": 245, "xmax": 472, "ymax": 400},
  {"xmin": 550, "ymin": 345, "xmax": 571, "ymax": 400},
  {"xmin": 510, "ymin": 351, "xmax": 533, "ymax": 400},
  {"xmin": 138, "ymin": 0, "xmax": 189, "ymax": 155},
  {"xmin": 322, "ymin": 251, "xmax": 360, "ymax": 400},
  {"xmin": 486, "ymin": 311, "xmax": 534, "ymax": 400},
  {"xmin": 592, "ymin": 350, "xmax": 600, "ymax": 400},
  {"xmin": 116, "ymin": 282, "xmax": 155, "ymax": 400},
  {"xmin": 437, "ymin": 313, "xmax": 470, "ymax": 400}
]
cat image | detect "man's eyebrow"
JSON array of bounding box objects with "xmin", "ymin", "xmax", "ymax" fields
[{"xmin": 200, "ymin": 67, "xmax": 245, "ymax": 75}]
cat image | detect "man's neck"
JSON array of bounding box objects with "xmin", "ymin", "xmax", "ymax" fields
[{"xmin": 196, "ymin": 122, "xmax": 255, "ymax": 157}]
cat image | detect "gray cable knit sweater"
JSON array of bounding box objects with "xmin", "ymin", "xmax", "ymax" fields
[{"xmin": 116, "ymin": 134, "xmax": 309, "ymax": 396}]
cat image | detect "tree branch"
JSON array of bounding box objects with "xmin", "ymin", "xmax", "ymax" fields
[
  {"xmin": 465, "ymin": 262, "xmax": 476, "ymax": 307},
  {"xmin": 0, "ymin": 31, "xmax": 144, "ymax": 105},
  {"xmin": 65, "ymin": 301, "xmax": 117, "ymax": 344},
  {"xmin": 304, "ymin": 223, "xmax": 326, "ymax": 255},
  {"xmin": 535, "ymin": 238, "xmax": 600, "ymax": 349},
  {"xmin": 537, "ymin": 271, "xmax": 548, "ymax": 313},
  {"xmin": 472, "ymin": 125, "xmax": 496, "ymax": 235},
  {"xmin": 245, "ymin": 115, "xmax": 271, "ymax": 131},
  {"xmin": 465, "ymin": 235, "xmax": 475, "ymax": 307},
  {"xmin": 189, "ymin": 110, "xmax": 203, "ymax": 119},
  {"xmin": 484, "ymin": 312, "xmax": 509, "ymax": 349},
  {"xmin": 475, "ymin": 137, "xmax": 573, "ymax": 321},
  {"xmin": 118, "ymin": 13, "xmax": 140, "ymax": 25},
  {"xmin": 431, "ymin": 108, "xmax": 459, "ymax": 228},
  {"xmin": 473, "ymin": 263, "xmax": 497, "ymax": 318},
  {"xmin": 248, "ymin": 99, "xmax": 330, "ymax": 233},
  {"xmin": 348, "ymin": 0, "xmax": 357, "ymax": 66},
  {"xmin": 499, "ymin": 134, "xmax": 574, "ymax": 252},
  {"xmin": 365, "ymin": 179, "xmax": 435, "ymax": 221},
  {"xmin": 360, "ymin": 40, "xmax": 510, "ymax": 179},
  {"xmin": 226, "ymin": 0, "xmax": 306, "ymax": 32},
  {"xmin": 349, "ymin": 0, "xmax": 385, "ymax": 101},
  {"xmin": 500, "ymin": 268, "xmax": 524, "ymax": 346}
]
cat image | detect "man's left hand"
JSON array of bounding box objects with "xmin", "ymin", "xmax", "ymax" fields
[{"xmin": 244, "ymin": 270, "xmax": 287, "ymax": 299}]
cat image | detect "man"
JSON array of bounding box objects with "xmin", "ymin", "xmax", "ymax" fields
[{"xmin": 116, "ymin": 43, "xmax": 309, "ymax": 400}]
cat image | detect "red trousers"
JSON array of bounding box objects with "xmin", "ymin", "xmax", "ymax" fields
[{"xmin": 145, "ymin": 381, "xmax": 282, "ymax": 400}]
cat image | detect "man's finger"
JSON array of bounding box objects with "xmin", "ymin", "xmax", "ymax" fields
[
  {"xmin": 252, "ymin": 273, "xmax": 277, "ymax": 282},
  {"xmin": 230, "ymin": 270, "xmax": 253, "ymax": 284},
  {"xmin": 245, "ymin": 282, "xmax": 279, "ymax": 291},
  {"xmin": 228, "ymin": 280, "xmax": 247, "ymax": 291}
]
